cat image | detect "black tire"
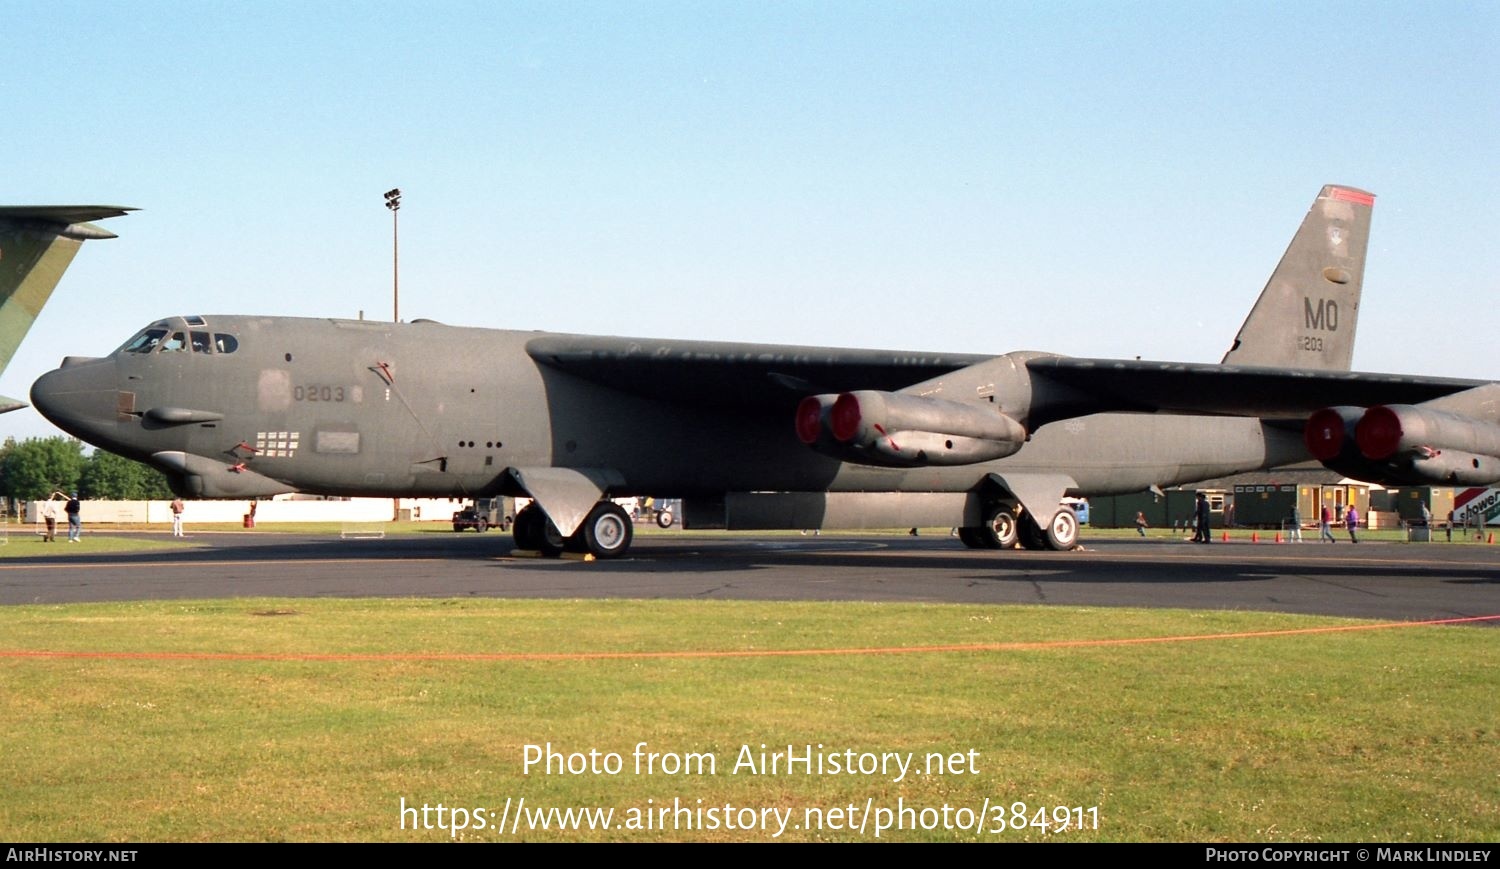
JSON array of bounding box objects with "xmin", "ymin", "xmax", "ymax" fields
[
  {"xmin": 957, "ymin": 526, "xmax": 985, "ymax": 549},
  {"xmin": 578, "ymin": 502, "xmax": 633, "ymax": 559},
  {"xmin": 1017, "ymin": 510, "xmax": 1048, "ymax": 550},
  {"xmin": 513, "ymin": 505, "xmax": 564, "ymax": 556},
  {"xmin": 511, "ymin": 508, "xmax": 538, "ymax": 549},
  {"xmin": 1043, "ymin": 507, "xmax": 1080, "ymax": 551},
  {"xmin": 980, "ymin": 505, "xmax": 1020, "ymax": 549},
  {"xmin": 655, "ymin": 509, "xmax": 674, "ymax": 529},
  {"xmin": 477, "ymin": 517, "xmax": 488, "ymax": 533}
]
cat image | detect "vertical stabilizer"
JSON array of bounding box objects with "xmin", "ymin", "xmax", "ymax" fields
[
  {"xmin": 0, "ymin": 206, "xmax": 133, "ymax": 411},
  {"xmin": 1220, "ymin": 185, "xmax": 1373, "ymax": 371}
]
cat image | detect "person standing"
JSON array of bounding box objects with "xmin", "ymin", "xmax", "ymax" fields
[
  {"xmin": 65, "ymin": 493, "xmax": 82, "ymax": 542},
  {"xmin": 1135, "ymin": 511, "xmax": 1148, "ymax": 537},
  {"xmin": 1289, "ymin": 504, "xmax": 1303, "ymax": 542},
  {"xmin": 1346, "ymin": 504, "xmax": 1361, "ymax": 543},
  {"xmin": 1320, "ymin": 504, "xmax": 1336, "ymax": 543},
  {"xmin": 1194, "ymin": 493, "xmax": 1212, "ymax": 543},
  {"xmin": 41, "ymin": 500, "xmax": 57, "ymax": 542},
  {"xmin": 170, "ymin": 497, "xmax": 186, "ymax": 537}
]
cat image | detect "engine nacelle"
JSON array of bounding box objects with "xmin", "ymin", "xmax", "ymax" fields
[
  {"xmin": 1303, "ymin": 406, "xmax": 1364, "ymax": 463},
  {"xmin": 796, "ymin": 390, "xmax": 1026, "ymax": 467},
  {"xmin": 1356, "ymin": 405, "xmax": 1500, "ymax": 461},
  {"xmin": 1304, "ymin": 404, "xmax": 1500, "ymax": 486},
  {"xmin": 1354, "ymin": 404, "xmax": 1500, "ymax": 485}
]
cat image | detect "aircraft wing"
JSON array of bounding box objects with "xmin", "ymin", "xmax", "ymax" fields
[
  {"xmin": 529, "ymin": 335, "xmax": 1487, "ymax": 426},
  {"xmin": 526, "ymin": 334, "xmax": 990, "ymax": 411},
  {"xmin": 1025, "ymin": 357, "xmax": 1487, "ymax": 421}
]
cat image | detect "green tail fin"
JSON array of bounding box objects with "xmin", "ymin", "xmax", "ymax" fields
[{"xmin": 0, "ymin": 206, "xmax": 134, "ymax": 411}]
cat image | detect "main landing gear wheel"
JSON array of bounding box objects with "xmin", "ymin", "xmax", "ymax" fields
[
  {"xmin": 1017, "ymin": 507, "xmax": 1079, "ymax": 551},
  {"xmin": 1044, "ymin": 507, "xmax": 1080, "ymax": 551},
  {"xmin": 1017, "ymin": 510, "xmax": 1047, "ymax": 551},
  {"xmin": 572, "ymin": 501, "xmax": 633, "ymax": 559},
  {"xmin": 513, "ymin": 504, "xmax": 565, "ymax": 556},
  {"xmin": 959, "ymin": 504, "xmax": 1021, "ymax": 550},
  {"xmin": 981, "ymin": 505, "xmax": 1020, "ymax": 549}
]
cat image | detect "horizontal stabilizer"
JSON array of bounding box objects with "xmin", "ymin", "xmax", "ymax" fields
[{"xmin": 0, "ymin": 206, "xmax": 137, "ymax": 236}]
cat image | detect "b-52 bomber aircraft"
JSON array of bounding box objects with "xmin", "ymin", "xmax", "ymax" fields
[{"xmin": 29, "ymin": 186, "xmax": 1499, "ymax": 558}]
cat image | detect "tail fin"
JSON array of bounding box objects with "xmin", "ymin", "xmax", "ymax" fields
[
  {"xmin": 0, "ymin": 206, "xmax": 134, "ymax": 412},
  {"xmin": 1220, "ymin": 185, "xmax": 1373, "ymax": 371}
]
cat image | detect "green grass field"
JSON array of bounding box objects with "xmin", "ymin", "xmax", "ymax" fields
[{"xmin": 1, "ymin": 597, "xmax": 1495, "ymax": 842}]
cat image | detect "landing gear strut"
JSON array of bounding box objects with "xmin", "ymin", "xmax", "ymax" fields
[
  {"xmin": 961, "ymin": 503, "xmax": 1079, "ymax": 552},
  {"xmin": 513, "ymin": 501, "xmax": 634, "ymax": 559}
]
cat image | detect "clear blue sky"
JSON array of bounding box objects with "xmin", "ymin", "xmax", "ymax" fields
[{"xmin": 3, "ymin": 1, "xmax": 1496, "ymax": 442}]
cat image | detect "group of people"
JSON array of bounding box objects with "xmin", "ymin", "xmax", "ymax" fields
[
  {"xmin": 38, "ymin": 494, "xmax": 187, "ymax": 542},
  {"xmin": 38, "ymin": 493, "xmax": 83, "ymax": 543},
  {"xmin": 1284, "ymin": 503, "xmax": 1362, "ymax": 543},
  {"xmin": 1315, "ymin": 503, "xmax": 1360, "ymax": 543},
  {"xmin": 1152, "ymin": 496, "xmax": 1364, "ymax": 544}
]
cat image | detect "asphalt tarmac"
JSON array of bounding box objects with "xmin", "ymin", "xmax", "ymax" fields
[{"xmin": 3, "ymin": 529, "xmax": 1499, "ymax": 625}]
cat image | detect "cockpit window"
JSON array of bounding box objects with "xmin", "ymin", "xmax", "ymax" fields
[
  {"xmin": 117, "ymin": 322, "xmax": 239, "ymax": 355},
  {"xmin": 122, "ymin": 328, "xmax": 168, "ymax": 354}
]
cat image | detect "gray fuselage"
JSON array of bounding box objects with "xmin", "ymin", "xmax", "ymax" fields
[{"xmin": 32, "ymin": 315, "xmax": 1305, "ymax": 504}]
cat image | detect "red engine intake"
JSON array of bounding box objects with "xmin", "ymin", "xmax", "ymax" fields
[
  {"xmin": 1354, "ymin": 405, "xmax": 1404, "ymax": 460},
  {"xmin": 1303, "ymin": 407, "xmax": 1349, "ymax": 461},
  {"xmin": 795, "ymin": 396, "xmax": 825, "ymax": 445},
  {"xmin": 830, "ymin": 393, "xmax": 863, "ymax": 443}
]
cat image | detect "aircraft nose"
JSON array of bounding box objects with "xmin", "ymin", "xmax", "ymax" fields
[{"xmin": 30, "ymin": 357, "xmax": 123, "ymax": 440}]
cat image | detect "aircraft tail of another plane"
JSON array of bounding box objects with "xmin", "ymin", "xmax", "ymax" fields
[
  {"xmin": 1220, "ymin": 185, "xmax": 1374, "ymax": 371},
  {"xmin": 0, "ymin": 206, "xmax": 134, "ymax": 412}
]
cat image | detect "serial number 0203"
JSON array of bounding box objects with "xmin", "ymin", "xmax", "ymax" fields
[
  {"xmin": 996, "ymin": 804, "xmax": 1099, "ymax": 833},
  {"xmin": 294, "ymin": 385, "xmax": 347, "ymax": 402}
]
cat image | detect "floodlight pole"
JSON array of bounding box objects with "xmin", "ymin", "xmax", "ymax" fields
[
  {"xmin": 383, "ymin": 188, "xmax": 402, "ymax": 523},
  {"xmin": 384, "ymin": 188, "xmax": 401, "ymax": 322}
]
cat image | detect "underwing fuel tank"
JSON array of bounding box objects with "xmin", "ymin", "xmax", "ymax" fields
[{"xmin": 796, "ymin": 390, "xmax": 1026, "ymax": 467}]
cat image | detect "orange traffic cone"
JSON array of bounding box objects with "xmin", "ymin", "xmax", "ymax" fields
[
  {"xmin": 1221, "ymin": 531, "xmax": 1229, "ymax": 542},
  {"xmin": 1274, "ymin": 532, "xmax": 1283, "ymax": 543},
  {"xmin": 1251, "ymin": 532, "xmax": 1259, "ymax": 543},
  {"xmin": 1489, "ymin": 533, "xmax": 1494, "ymax": 545}
]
